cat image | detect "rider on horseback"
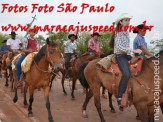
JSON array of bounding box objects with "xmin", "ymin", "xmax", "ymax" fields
[
  {"xmin": 88, "ymin": 32, "xmax": 113, "ymax": 58},
  {"xmin": 16, "ymin": 27, "xmax": 38, "ymax": 87},
  {"xmin": 62, "ymin": 34, "xmax": 80, "ymax": 75},
  {"xmin": 110, "ymin": 13, "xmax": 142, "ymax": 106},
  {"xmin": 133, "ymin": 24, "xmax": 153, "ymax": 76},
  {"xmin": 0, "ymin": 40, "xmax": 8, "ymax": 57},
  {"xmin": 7, "ymin": 31, "xmax": 22, "ymax": 53}
]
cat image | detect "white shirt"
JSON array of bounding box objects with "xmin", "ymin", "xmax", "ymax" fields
[
  {"xmin": 64, "ymin": 40, "xmax": 77, "ymax": 54},
  {"xmin": 7, "ymin": 38, "xmax": 21, "ymax": 50}
]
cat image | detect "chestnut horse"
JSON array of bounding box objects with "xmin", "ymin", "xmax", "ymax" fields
[
  {"xmin": 78, "ymin": 50, "xmax": 163, "ymax": 122},
  {"xmin": 13, "ymin": 39, "xmax": 62, "ymax": 122},
  {"xmin": 1, "ymin": 51, "xmax": 20, "ymax": 90}
]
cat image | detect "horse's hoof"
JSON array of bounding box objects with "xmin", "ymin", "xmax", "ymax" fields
[
  {"xmin": 64, "ymin": 92, "xmax": 67, "ymax": 96},
  {"xmin": 49, "ymin": 117, "xmax": 54, "ymax": 122},
  {"xmin": 13, "ymin": 97, "xmax": 18, "ymax": 103},
  {"xmin": 102, "ymin": 94, "xmax": 108, "ymax": 99},
  {"xmin": 119, "ymin": 106, "xmax": 124, "ymax": 111},
  {"xmin": 82, "ymin": 110, "xmax": 88, "ymax": 118},
  {"xmin": 136, "ymin": 115, "xmax": 141, "ymax": 120},
  {"xmin": 71, "ymin": 97, "xmax": 75, "ymax": 100},
  {"xmin": 111, "ymin": 109, "xmax": 116, "ymax": 113},
  {"xmin": 28, "ymin": 113, "xmax": 33, "ymax": 117},
  {"xmin": 5, "ymin": 84, "xmax": 9, "ymax": 87}
]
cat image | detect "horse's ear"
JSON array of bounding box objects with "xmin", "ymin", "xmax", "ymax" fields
[
  {"xmin": 55, "ymin": 39, "xmax": 60, "ymax": 45},
  {"xmin": 46, "ymin": 38, "xmax": 50, "ymax": 45}
]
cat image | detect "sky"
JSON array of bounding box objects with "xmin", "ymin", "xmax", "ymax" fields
[{"xmin": 0, "ymin": 0, "xmax": 162, "ymax": 48}]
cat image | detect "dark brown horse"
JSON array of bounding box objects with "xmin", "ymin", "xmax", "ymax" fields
[
  {"xmin": 50, "ymin": 53, "xmax": 99, "ymax": 99},
  {"xmin": 78, "ymin": 50, "xmax": 163, "ymax": 122},
  {"xmin": 13, "ymin": 39, "xmax": 62, "ymax": 122}
]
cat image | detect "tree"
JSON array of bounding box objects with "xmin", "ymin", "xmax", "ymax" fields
[
  {"xmin": 35, "ymin": 35, "xmax": 45, "ymax": 49},
  {"xmin": 150, "ymin": 39, "xmax": 163, "ymax": 53}
]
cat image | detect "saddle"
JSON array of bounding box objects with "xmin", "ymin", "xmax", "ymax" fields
[{"xmin": 101, "ymin": 56, "xmax": 143, "ymax": 107}]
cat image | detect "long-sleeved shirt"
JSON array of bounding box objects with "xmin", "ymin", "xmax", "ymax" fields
[
  {"xmin": 114, "ymin": 31, "xmax": 132, "ymax": 54},
  {"xmin": 88, "ymin": 37, "xmax": 101, "ymax": 53}
]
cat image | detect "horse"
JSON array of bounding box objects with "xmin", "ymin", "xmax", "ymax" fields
[
  {"xmin": 78, "ymin": 50, "xmax": 163, "ymax": 122},
  {"xmin": 1, "ymin": 51, "xmax": 20, "ymax": 90},
  {"xmin": 13, "ymin": 38, "xmax": 62, "ymax": 122},
  {"xmin": 50, "ymin": 53, "xmax": 100, "ymax": 99}
]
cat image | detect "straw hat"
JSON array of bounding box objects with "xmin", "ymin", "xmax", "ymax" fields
[
  {"xmin": 115, "ymin": 13, "xmax": 133, "ymax": 25},
  {"xmin": 27, "ymin": 27, "xmax": 38, "ymax": 34}
]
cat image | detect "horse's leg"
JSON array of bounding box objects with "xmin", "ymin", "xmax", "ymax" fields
[
  {"xmin": 24, "ymin": 83, "xmax": 28, "ymax": 107},
  {"xmin": 71, "ymin": 77, "xmax": 77, "ymax": 100},
  {"xmin": 43, "ymin": 86, "xmax": 54, "ymax": 122},
  {"xmin": 82, "ymin": 89, "xmax": 93, "ymax": 118},
  {"xmin": 148, "ymin": 105, "xmax": 154, "ymax": 122},
  {"xmin": 108, "ymin": 92, "xmax": 116, "ymax": 113},
  {"xmin": 94, "ymin": 86, "xmax": 105, "ymax": 122},
  {"xmin": 160, "ymin": 102, "xmax": 163, "ymax": 114},
  {"xmin": 61, "ymin": 70, "xmax": 67, "ymax": 95},
  {"xmin": 13, "ymin": 86, "xmax": 18, "ymax": 103},
  {"xmin": 5, "ymin": 69, "xmax": 9, "ymax": 87},
  {"xmin": 102, "ymin": 86, "xmax": 108, "ymax": 99},
  {"xmin": 136, "ymin": 103, "xmax": 149, "ymax": 122},
  {"xmin": 28, "ymin": 88, "xmax": 34, "ymax": 117},
  {"xmin": 49, "ymin": 73, "xmax": 55, "ymax": 90}
]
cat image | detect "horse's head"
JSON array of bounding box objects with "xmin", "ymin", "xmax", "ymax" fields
[{"xmin": 45, "ymin": 38, "xmax": 62, "ymax": 72}]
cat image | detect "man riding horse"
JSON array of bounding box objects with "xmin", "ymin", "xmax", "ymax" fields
[
  {"xmin": 133, "ymin": 24, "xmax": 153, "ymax": 76},
  {"xmin": 62, "ymin": 34, "xmax": 80, "ymax": 76},
  {"xmin": 16, "ymin": 27, "xmax": 38, "ymax": 87}
]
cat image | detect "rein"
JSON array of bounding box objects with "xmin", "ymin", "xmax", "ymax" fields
[{"xmin": 33, "ymin": 45, "xmax": 58, "ymax": 75}]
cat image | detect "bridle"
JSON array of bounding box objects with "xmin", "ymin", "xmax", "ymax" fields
[{"xmin": 33, "ymin": 45, "xmax": 60, "ymax": 74}]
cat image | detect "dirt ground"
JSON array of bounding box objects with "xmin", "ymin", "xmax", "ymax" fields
[{"xmin": 0, "ymin": 77, "xmax": 162, "ymax": 122}]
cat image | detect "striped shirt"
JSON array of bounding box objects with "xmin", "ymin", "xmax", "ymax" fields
[{"xmin": 114, "ymin": 31, "xmax": 132, "ymax": 54}]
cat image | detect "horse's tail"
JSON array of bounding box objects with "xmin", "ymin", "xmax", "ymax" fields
[{"xmin": 78, "ymin": 62, "xmax": 89, "ymax": 89}]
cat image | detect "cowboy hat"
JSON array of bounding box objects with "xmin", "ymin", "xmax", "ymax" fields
[
  {"xmin": 91, "ymin": 32, "xmax": 101, "ymax": 37},
  {"xmin": 9, "ymin": 31, "xmax": 17, "ymax": 35},
  {"xmin": 27, "ymin": 27, "xmax": 38, "ymax": 34},
  {"xmin": 2, "ymin": 40, "xmax": 7, "ymax": 43},
  {"xmin": 115, "ymin": 13, "xmax": 133, "ymax": 25},
  {"xmin": 68, "ymin": 34, "xmax": 78, "ymax": 39},
  {"xmin": 133, "ymin": 24, "xmax": 149, "ymax": 33}
]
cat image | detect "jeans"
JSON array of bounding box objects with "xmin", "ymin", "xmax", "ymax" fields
[
  {"xmin": 15, "ymin": 53, "xmax": 26, "ymax": 81},
  {"xmin": 115, "ymin": 54, "xmax": 132, "ymax": 98},
  {"xmin": 65, "ymin": 53, "xmax": 74, "ymax": 70}
]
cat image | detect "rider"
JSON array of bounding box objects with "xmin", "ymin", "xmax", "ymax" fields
[
  {"xmin": 0, "ymin": 40, "xmax": 8, "ymax": 56},
  {"xmin": 62, "ymin": 34, "xmax": 80, "ymax": 75},
  {"xmin": 7, "ymin": 31, "xmax": 22, "ymax": 53},
  {"xmin": 133, "ymin": 24, "xmax": 153, "ymax": 76},
  {"xmin": 110, "ymin": 13, "xmax": 142, "ymax": 106},
  {"xmin": 88, "ymin": 32, "xmax": 102, "ymax": 55},
  {"xmin": 88, "ymin": 32, "xmax": 113, "ymax": 57},
  {"xmin": 16, "ymin": 27, "xmax": 38, "ymax": 87}
]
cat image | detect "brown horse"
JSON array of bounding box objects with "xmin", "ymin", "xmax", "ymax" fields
[
  {"xmin": 1, "ymin": 51, "xmax": 19, "ymax": 89},
  {"xmin": 13, "ymin": 38, "xmax": 62, "ymax": 122},
  {"xmin": 51, "ymin": 53, "xmax": 100, "ymax": 99},
  {"xmin": 78, "ymin": 50, "xmax": 163, "ymax": 122}
]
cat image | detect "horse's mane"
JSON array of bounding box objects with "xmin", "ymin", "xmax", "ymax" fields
[
  {"xmin": 78, "ymin": 54, "xmax": 90, "ymax": 58},
  {"xmin": 34, "ymin": 45, "xmax": 46, "ymax": 64},
  {"xmin": 146, "ymin": 49, "xmax": 163, "ymax": 61},
  {"xmin": 34, "ymin": 41, "xmax": 57, "ymax": 64}
]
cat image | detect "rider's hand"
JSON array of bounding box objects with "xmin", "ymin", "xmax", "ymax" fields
[{"xmin": 133, "ymin": 49, "xmax": 142, "ymax": 54}]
